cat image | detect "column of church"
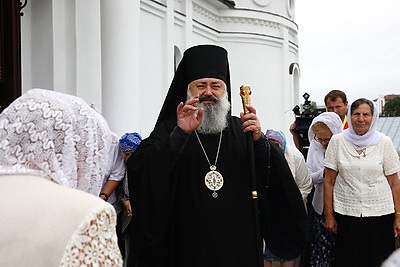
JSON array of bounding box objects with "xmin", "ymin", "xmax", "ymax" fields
[
  {"xmin": 165, "ymin": 0, "xmax": 175, "ymax": 84},
  {"xmin": 75, "ymin": 0, "xmax": 102, "ymax": 108},
  {"xmin": 52, "ymin": 0, "xmax": 76, "ymax": 96},
  {"xmin": 281, "ymin": 26, "xmax": 295, "ymax": 137},
  {"xmin": 185, "ymin": 1, "xmax": 193, "ymax": 47},
  {"xmin": 100, "ymin": 1, "xmax": 141, "ymax": 136}
]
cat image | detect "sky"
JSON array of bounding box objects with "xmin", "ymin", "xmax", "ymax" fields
[{"xmin": 295, "ymin": 0, "xmax": 400, "ymax": 106}]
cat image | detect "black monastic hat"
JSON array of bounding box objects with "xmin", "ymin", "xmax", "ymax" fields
[{"xmin": 155, "ymin": 44, "xmax": 231, "ymax": 127}]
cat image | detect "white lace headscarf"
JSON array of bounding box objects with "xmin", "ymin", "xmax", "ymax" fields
[
  {"xmin": 343, "ymin": 98, "xmax": 383, "ymax": 150},
  {"xmin": 306, "ymin": 112, "xmax": 343, "ymax": 173},
  {"xmin": 0, "ymin": 89, "xmax": 113, "ymax": 195}
]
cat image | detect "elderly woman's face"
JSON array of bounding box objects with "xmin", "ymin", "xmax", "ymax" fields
[
  {"xmin": 312, "ymin": 122, "xmax": 333, "ymax": 149},
  {"xmin": 351, "ymin": 103, "xmax": 373, "ymax": 136},
  {"xmin": 314, "ymin": 131, "xmax": 333, "ymax": 148}
]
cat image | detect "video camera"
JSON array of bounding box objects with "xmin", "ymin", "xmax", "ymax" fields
[{"xmin": 292, "ymin": 93, "xmax": 323, "ymax": 158}]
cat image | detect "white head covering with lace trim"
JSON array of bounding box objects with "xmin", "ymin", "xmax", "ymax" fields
[{"xmin": 0, "ymin": 89, "xmax": 112, "ymax": 195}]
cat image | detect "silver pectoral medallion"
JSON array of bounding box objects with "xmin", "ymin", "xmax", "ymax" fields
[{"xmin": 204, "ymin": 165, "xmax": 224, "ymax": 198}]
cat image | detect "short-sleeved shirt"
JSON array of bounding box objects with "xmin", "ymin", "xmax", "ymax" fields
[
  {"xmin": 324, "ymin": 133, "xmax": 400, "ymax": 217},
  {"xmin": 103, "ymin": 137, "xmax": 126, "ymax": 212},
  {"xmin": 285, "ymin": 145, "xmax": 312, "ymax": 208}
]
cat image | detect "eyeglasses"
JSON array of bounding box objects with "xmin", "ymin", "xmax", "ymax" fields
[{"xmin": 314, "ymin": 134, "xmax": 331, "ymax": 144}]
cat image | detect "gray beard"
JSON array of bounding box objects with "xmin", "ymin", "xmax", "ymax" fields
[{"xmin": 187, "ymin": 91, "xmax": 230, "ymax": 135}]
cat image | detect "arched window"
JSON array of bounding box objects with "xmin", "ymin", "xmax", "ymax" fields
[
  {"xmin": 174, "ymin": 46, "xmax": 182, "ymax": 72},
  {"xmin": 289, "ymin": 62, "xmax": 300, "ymax": 104},
  {"xmin": 286, "ymin": 0, "xmax": 294, "ymax": 18}
]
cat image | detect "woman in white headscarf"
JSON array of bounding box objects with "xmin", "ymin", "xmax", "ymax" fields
[
  {"xmin": 0, "ymin": 89, "xmax": 123, "ymax": 266},
  {"xmin": 324, "ymin": 98, "xmax": 400, "ymax": 267},
  {"xmin": 306, "ymin": 111, "xmax": 343, "ymax": 266}
]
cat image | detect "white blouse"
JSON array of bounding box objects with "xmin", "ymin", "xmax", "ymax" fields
[
  {"xmin": 285, "ymin": 145, "xmax": 313, "ymax": 208},
  {"xmin": 324, "ymin": 133, "xmax": 400, "ymax": 217}
]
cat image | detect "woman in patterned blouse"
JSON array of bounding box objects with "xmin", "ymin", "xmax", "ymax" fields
[{"xmin": 324, "ymin": 98, "xmax": 400, "ymax": 267}]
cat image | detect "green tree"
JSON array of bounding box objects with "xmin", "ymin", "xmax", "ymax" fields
[
  {"xmin": 310, "ymin": 101, "xmax": 317, "ymax": 111},
  {"xmin": 384, "ymin": 97, "xmax": 400, "ymax": 117}
]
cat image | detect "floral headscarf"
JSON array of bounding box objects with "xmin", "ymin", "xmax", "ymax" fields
[
  {"xmin": 0, "ymin": 89, "xmax": 113, "ymax": 195},
  {"xmin": 265, "ymin": 129, "xmax": 286, "ymax": 152},
  {"xmin": 119, "ymin": 132, "xmax": 142, "ymax": 152}
]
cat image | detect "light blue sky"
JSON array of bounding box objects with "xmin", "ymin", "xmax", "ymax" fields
[{"xmin": 296, "ymin": 0, "xmax": 400, "ymax": 106}]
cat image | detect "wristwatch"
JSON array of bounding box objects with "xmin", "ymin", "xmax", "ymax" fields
[{"xmin": 99, "ymin": 192, "xmax": 109, "ymax": 201}]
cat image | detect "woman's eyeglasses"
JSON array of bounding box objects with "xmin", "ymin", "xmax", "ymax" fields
[{"xmin": 314, "ymin": 135, "xmax": 331, "ymax": 144}]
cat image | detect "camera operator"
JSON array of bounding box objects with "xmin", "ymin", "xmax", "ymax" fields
[
  {"xmin": 290, "ymin": 93, "xmax": 322, "ymax": 159},
  {"xmin": 290, "ymin": 90, "xmax": 348, "ymax": 155},
  {"xmin": 289, "ymin": 90, "xmax": 348, "ymax": 267}
]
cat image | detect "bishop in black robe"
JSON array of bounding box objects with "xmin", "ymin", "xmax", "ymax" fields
[{"xmin": 126, "ymin": 45, "xmax": 307, "ymax": 267}]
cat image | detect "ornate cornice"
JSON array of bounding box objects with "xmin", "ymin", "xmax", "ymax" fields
[
  {"xmin": 219, "ymin": 16, "xmax": 281, "ymax": 29},
  {"xmin": 192, "ymin": 2, "xmax": 295, "ymax": 31},
  {"xmin": 193, "ymin": 2, "xmax": 220, "ymax": 22}
]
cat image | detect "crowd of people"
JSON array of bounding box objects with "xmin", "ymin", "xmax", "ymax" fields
[{"xmin": 1, "ymin": 45, "xmax": 399, "ymax": 267}]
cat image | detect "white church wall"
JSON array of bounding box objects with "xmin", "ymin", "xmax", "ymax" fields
[
  {"xmin": 226, "ymin": 40, "xmax": 283, "ymax": 125},
  {"xmin": 75, "ymin": 1, "xmax": 102, "ymax": 107},
  {"xmin": 234, "ymin": 0, "xmax": 295, "ymax": 20},
  {"xmin": 29, "ymin": 0, "xmax": 53, "ymax": 92},
  {"xmin": 20, "ymin": 0, "xmax": 32, "ymax": 93},
  {"xmin": 138, "ymin": 2, "xmax": 171, "ymax": 135},
  {"xmin": 175, "ymin": 0, "xmax": 185, "ymax": 15},
  {"xmin": 192, "ymin": 25, "xmax": 219, "ymax": 44},
  {"xmin": 192, "ymin": 1, "xmax": 220, "ymax": 31},
  {"xmin": 100, "ymin": 1, "xmax": 142, "ymax": 136},
  {"xmin": 173, "ymin": 14, "xmax": 186, "ymax": 53},
  {"xmin": 52, "ymin": 0, "xmax": 77, "ymax": 97},
  {"xmin": 19, "ymin": 0, "xmax": 301, "ymax": 141}
]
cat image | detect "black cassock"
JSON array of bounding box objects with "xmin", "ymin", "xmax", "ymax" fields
[{"xmin": 127, "ymin": 116, "xmax": 307, "ymax": 267}]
